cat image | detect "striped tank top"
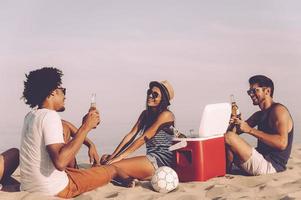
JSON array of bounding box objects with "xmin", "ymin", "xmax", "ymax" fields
[{"xmin": 146, "ymin": 123, "xmax": 174, "ymax": 167}]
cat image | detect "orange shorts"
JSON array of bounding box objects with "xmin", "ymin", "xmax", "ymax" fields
[{"xmin": 57, "ymin": 166, "xmax": 111, "ymax": 199}]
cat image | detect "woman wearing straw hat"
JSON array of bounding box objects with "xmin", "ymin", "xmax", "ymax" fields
[{"xmin": 101, "ymin": 80, "xmax": 175, "ymax": 180}]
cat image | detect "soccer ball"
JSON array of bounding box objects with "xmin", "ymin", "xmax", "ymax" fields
[{"xmin": 151, "ymin": 166, "xmax": 179, "ymax": 193}]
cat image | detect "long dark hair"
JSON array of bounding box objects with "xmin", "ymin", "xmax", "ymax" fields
[
  {"xmin": 115, "ymin": 83, "xmax": 172, "ymax": 157},
  {"xmin": 139, "ymin": 84, "xmax": 171, "ymax": 132}
]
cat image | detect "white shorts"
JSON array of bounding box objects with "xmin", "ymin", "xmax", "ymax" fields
[{"xmin": 240, "ymin": 148, "xmax": 277, "ymax": 175}]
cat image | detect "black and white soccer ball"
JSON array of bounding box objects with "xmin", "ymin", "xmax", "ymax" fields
[{"xmin": 151, "ymin": 166, "xmax": 179, "ymax": 193}]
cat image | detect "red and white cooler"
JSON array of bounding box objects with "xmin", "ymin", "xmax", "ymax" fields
[
  {"xmin": 169, "ymin": 103, "xmax": 231, "ymax": 182},
  {"xmin": 170, "ymin": 136, "xmax": 226, "ymax": 182}
]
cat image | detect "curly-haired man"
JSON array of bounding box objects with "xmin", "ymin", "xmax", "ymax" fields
[{"xmin": 20, "ymin": 67, "xmax": 131, "ymax": 198}]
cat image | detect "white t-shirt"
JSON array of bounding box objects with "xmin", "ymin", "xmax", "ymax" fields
[{"xmin": 20, "ymin": 108, "xmax": 69, "ymax": 195}]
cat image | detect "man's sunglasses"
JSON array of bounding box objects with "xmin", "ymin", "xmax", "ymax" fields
[
  {"xmin": 57, "ymin": 87, "xmax": 66, "ymax": 95},
  {"xmin": 147, "ymin": 89, "xmax": 159, "ymax": 99},
  {"xmin": 247, "ymin": 87, "xmax": 265, "ymax": 96}
]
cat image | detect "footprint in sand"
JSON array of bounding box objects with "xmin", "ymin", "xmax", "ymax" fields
[
  {"xmin": 279, "ymin": 195, "xmax": 296, "ymax": 200},
  {"xmin": 225, "ymin": 175, "xmax": 235, "ymax": 179},
  {"xmin": 280, "ymin": 179, "xmax": 301, "ymax": 195},
  {"xmin": 259, "ymin": 184, "xmax": 267, "ymax": 190},
  {"xmin": 176, "ymin": 194, "xmax": 203, "ymax": 200},
  {"xmin": 205, "ymin": 185, "xmax": 226, "ymax": 198},
  {"xmin": 212, "ymin": 197, "xmax": 226, "ymax": 200},
  {"xmin": 105, "ymin": 192, "xmax": 119, "ymax": 198},
  {"xmin": 74, "ymin": 195, "xmax": 93, "ymax": 200},
  {"xmin": 204, "ymin": 185, "xmax": 215, "ymax": 191}
]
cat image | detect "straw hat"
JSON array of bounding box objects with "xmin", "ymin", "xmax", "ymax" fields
[{"xmin": 149, "ymin": 80, "xmax": 174, "ymax": 101}]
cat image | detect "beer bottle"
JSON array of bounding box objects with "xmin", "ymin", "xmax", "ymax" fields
[
  {"xmin": 228, "ymin": 94, "xmax": 241, "ymax": 132},
  {"xmin": 169, "ymin": 126, "xmax": 187, "ymax": 138},
  {"xmin": 90, "ymin": 93, "xmax": 96, "ymax": 111},
  {"xmin": 87, "ymin": 93, "xmax": 99, "ymax": 127}
]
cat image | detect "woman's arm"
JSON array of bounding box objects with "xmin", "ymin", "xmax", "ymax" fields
[
  {"xmin": 107, "ymin": 111, "xmax": 174, "ymax": 164},
  {"xmin": 105, "ymin": 111, "xmax": 146, "ymax": 161}
]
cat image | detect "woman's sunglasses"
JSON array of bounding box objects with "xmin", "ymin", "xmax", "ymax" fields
[{"xmin": 147, "ymin": 89, "xmax": 159, "ymax": 99}]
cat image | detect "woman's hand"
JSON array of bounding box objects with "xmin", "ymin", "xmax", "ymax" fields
[
  {"xmin": 106, "ymin": 156, "xmax": 122, "ymax": 165},
  {"xmin": 88, "ymin": 144, "xmax": 100, "ymax": 165},
  {"xmin": 100, "ymin": 154, "xmax": 111, "ymax": 164}
]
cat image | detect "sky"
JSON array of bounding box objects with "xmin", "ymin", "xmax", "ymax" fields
[{"xmin": 0, "ymin": 1, "xmax": 300, "ymax": 157}]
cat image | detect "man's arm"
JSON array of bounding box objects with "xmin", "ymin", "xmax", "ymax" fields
[
  {"xmin": 245, "ymin": 111, "xmax": 261, "ymax": 128},
  {"xmin": 238, "ymin": 105, "xmax": 291, "ymax": 150},
  {"xmin": 47, "ymin": 110, "xmax": 100, "ymax": 171},
  {"xmin": 63, "ymin": 120, "xmax": 100, "ymax": 165},
  {"xmin": 62, "ymin": 120, "xmax": 97, "ymax": 150}
]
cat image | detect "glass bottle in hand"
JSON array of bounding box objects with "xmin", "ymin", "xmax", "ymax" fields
[{"xmin": 227, "ymin": 94, "xmax": 241, "ymax": 132}]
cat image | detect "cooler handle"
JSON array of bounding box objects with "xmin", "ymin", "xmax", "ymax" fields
[
  {"xmin": 169, "ymin": 140, "xmax": 187, "ymax": 151},
  {"xmin": 176, "ymin": 150, "xmax": 193, "ymax": 166}
]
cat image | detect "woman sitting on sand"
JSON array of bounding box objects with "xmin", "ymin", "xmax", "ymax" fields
[
  {"xmin": 0, "ymin": 148, "xmax": 19, "ymax": 188},
  {"xmin": 101, "ymin": 80, "xmax": 175, "ymax": 180}
]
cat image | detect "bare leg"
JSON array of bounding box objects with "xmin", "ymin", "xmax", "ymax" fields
[
  {"xmin": 112, "ymin": 156, "xmax": 155, "ymax": 181},
  {"xmin": 225, "ymin": 144, "xmax": 234, "ymax": 173},
  {"xmin": 224, "ymin": 131, "xmax": 253, "ymax": 163},
  {"xmin": 0, "ymin": 148, "xmax": 19, "ymax": 183},
  {"xmin": 62, "ymin": 120, "xmax": 78, "ymax": 168}
]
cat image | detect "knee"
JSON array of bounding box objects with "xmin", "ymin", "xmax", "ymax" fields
[
  {"xmin": 224, "ymin": 131, "xmax": 236, "ymax": 146},
  {"xmin": 11, "ymin": 148, "xmax": 19, "ymax": 155},
  {"xmin": 6, "ymin": 148, "xmax": 19, "ymax": 158},
  {"xmin": 105, "ymin": 165, "xmax": 118, "ymax": 179},
  {"xmin": 1, "ymin": 148, "xmax": 19, "ymax": 166}
]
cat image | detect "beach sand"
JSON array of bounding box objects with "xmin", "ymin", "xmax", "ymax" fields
[{"xmin": 1, "ymin": 144, "xmax": 301, "ymax": 200}]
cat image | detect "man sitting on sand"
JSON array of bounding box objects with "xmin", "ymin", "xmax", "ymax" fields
[
  {"xmin": 225, "ymin": 75, "xmax": 294, "ymax": 175},
  {"xmin": 20, "ymin": 67, "xmax": 132, "ymax": 198}
]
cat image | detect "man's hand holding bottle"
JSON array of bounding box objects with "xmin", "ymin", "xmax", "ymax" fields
[
  {"xmin": 231, "ymin": 116, "xmax": 252, "ymax": 135},
  {"xmin": 82, "ymin": 109, "xmax": 100, "ymax": 131}
]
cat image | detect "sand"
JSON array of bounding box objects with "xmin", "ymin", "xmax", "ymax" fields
[{"xmin": 1, "ymin": 144, "xmax": 301, "ymax": 200}]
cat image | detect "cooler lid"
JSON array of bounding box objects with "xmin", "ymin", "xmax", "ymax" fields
[{"xmin": 198, "ymin": 103, "xmax": 231, "ymax": 138}]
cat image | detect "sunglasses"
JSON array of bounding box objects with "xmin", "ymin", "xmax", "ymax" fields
[
  {"xmin": 247, "ymin": 87, "xmax": 265, "ymax": 96},
  {"xmin": 147, "ymin": 89, "xmax": 159, "ymax": 99},
  {"xmin": 57, "ymin": 87, "xmax": 66, "ymax": 95}
]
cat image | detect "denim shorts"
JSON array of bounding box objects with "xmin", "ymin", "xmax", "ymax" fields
[{"xmin": 146, "ymin": 154, "xmax": 167, "ymax": 170}]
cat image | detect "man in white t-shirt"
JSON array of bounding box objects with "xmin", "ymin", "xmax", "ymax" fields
[{"xmin": 20, "ymin": 67, "xmax": 132, "ymax": 198}]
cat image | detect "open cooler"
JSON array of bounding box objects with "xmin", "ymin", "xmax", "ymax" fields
[{"xmin": 169, "ymin": 103, "xmax": 231, "ymax": 182}]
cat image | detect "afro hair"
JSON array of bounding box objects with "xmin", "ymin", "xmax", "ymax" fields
[{"xmin": 22, "ymin": 67, "xmax": 63, "ymax": 108}]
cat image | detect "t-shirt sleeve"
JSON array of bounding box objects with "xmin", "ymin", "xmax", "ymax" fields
[{"xmin": 42, "ymin": 111, "xmax": 65, "ymax": 145}]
